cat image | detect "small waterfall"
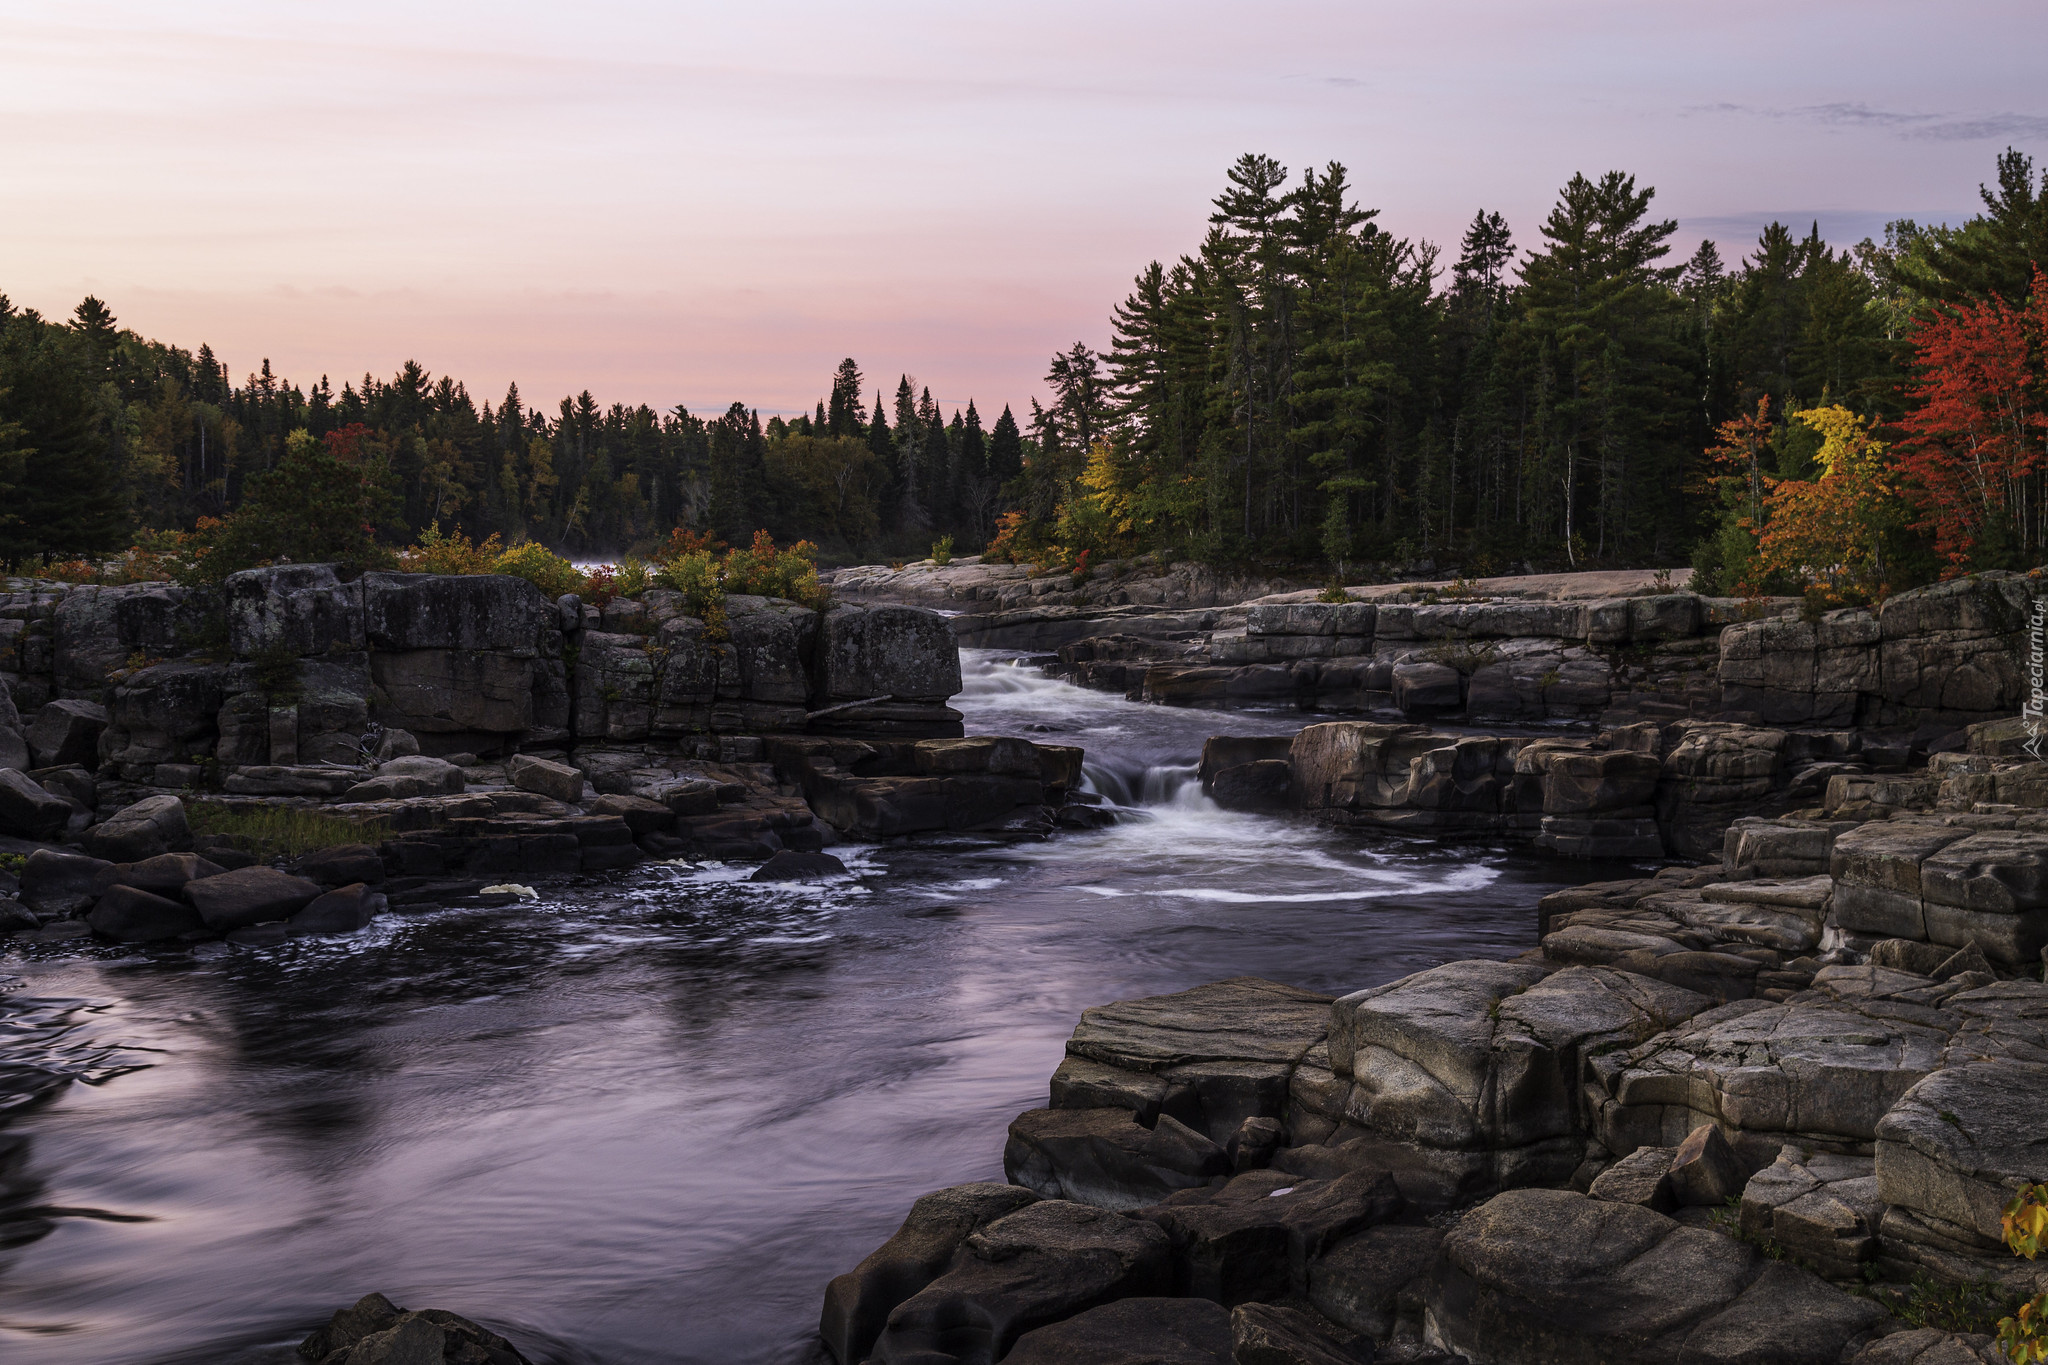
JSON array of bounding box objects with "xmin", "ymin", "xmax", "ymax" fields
[{"xmin": 1083, "ymin": 757, "xmax": 1206, "ymax": 810}]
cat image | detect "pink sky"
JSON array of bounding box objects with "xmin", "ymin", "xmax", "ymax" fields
[{"xmin": 3, "ymin": 1, "xmax": 2042, "ymax": 419}]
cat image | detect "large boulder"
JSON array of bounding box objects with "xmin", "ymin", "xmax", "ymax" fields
[
  {"xmin": 1426, "ymin": 1188, "xmax": 1885, "ymax": 1364},
  {"xmin": 814, "ymin": 604, "xmax": 963, "ymax": 702},
  {"xmin": 370, "ymin": 650, "xmax": 538, "ymax": 736},
  {"xmin": 819, "ymin": 1182, "xmax": 1040, "ymax": 1365},
  {"xmin": 509, "ymin": 754, "xmax": 585, "ymax": 803},
  {"xmin": 1876, "ymin": 1056, "xmax": 2048, "ymax": 1272},
  {"xmin": 1003, "ymin": 1297, "xmax": 1233, "ymax": 1365},
  {"xmin": 342, "ymin": 754, "xmax": 466, "ymax": 802},
  {"xmin": 1737, "ymin": 1147, "xmax": 1882, "ymax": 1279},
  {"xmin": 87, "ymin": 884, "xmax": 204, "ymax": 943},
  {"xmin": 1877, "ymin": 572, "xmax": 2032, "ymax": 724},
  {"xmin": 184, "ymin": 865, "xmax": 324, "ymax": 932},
  {"xmin": 1134, "ymin": 1166, "xmax": 1402, "ymax": 1304},
  {"xmin": 725, "ymin": 596, "xmax": 818, "ymax": 707},
  {"xmin": 1061, "ymin": 977, "xmax": 1334, "ymax": 1146},
  {"xmin": 1655, "ymin": 723, "xmax": 1789, "ymax": 861},
  {"xmin": 101, "ymin": 661, "xmax": 228, "ymax": 774},
  {"xmin": 1004, "ymin": 1107, "xmax": 1229, "ymax": 1209},
  {"xmin": 1829, "ymin": 821, "xmax": 1972, "ymax": 942},
  {"xmin": 0, "ymin": 676, "xmax": 29, "ymax": 771},
  {"xmin": 297, "ymin": 1291, "xmax": 531, "ymax": 1365},
  {"xmin": 84, "ymin": 793, "xmax": 190, "ymax": 862},
  {"xmin": 27, "ymin": 699, "xmax": 107, "ymax": 769},
  {"xmin": 288, "ymin": 882, "xmax": 387, "ymax": 935},
  {"xmin": 222, "ymin": 564, "xmax": 365, "ymax": 656},
  {"xmin": 1307, "ymin": 1223, "xmax": 1444, "ymax": 1339},
  {"xmin": 1329, "ymin": 962, "xmax": 1709, "ymax": 1200},
  {"xmin": 1914, "ymin": 830, "xmax": 2048, "ymax": 965},
  {"xmin": 19, "ymin": 848, "xmax": 114, "ymax": 917},
  {"xmin": 95, "ymin": 851, "xmax": 226, "ymax": 899},
  {"xmin": 360, "ymin": 572, "xmax": 554, "ymax": 653},
  {"xmin": 50, "ymin": 581, "xmax": 207, "ymax": 694},
  {"xmin": 0, "ymin": 768, "xmax": 71, "ymax": 839},
  {"xmin": 865, "ymin": 1200, "xmax": 1172, "ymax": 1365},
  {"xmin": 1592, "ymin": 978, "xmax": 1950, "ymax": 1165}
]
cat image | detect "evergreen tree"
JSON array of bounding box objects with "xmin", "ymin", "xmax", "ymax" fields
[{"xmin": 827, "ymin": 358, "xmax": 866, "ymax": 437}]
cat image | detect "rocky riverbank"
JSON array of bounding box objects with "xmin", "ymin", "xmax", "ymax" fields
[
  {"xmin": 0, "ymin": 565, "xmax": 1101, "ymax": 950},
  {"xmin": 824, "ymin": 812, "xmax": 2048, "ymax": 1363},
  {"xmin": 819, "ymin": 575, "xmax": 2048, "ymax": 1365}
]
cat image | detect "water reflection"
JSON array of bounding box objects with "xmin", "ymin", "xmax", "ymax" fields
[{"xmin": 0, "ymin": 654, "xmax": 1623, "ymax": 1364}]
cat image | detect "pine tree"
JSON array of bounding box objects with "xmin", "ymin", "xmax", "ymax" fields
[{"xmin": 828, "ymin": 358, "xmax": 866, "ymax": 437}]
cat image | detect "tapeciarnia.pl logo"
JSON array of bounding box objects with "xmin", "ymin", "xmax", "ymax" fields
[{"xmin": 2026, "ymin": 594, "xmax": 2046, "ymax": 760}]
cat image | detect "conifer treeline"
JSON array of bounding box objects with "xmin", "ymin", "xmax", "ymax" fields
[
  {"xmin": 1025, "ymin": 149, "xmax": 2046, "ymax": 578},
  {"xmin": 0, "ymin": 299, "xmax": 1025, "ymax": 566},
  {"xmin": 0, "ymin": 147, "xmax": 2042, "ymax": 576}
]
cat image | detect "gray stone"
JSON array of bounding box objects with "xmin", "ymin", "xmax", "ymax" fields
[
  {"xmin": 370, "ymin": 649, "xmax": 536, "ymax": 735},
  {"xmin": 814, "ymin": 604, "xmax": 963, "ymax": 702},
  {"xmin": 288, "ymin": 882, "xmax": 387, "ymax": 935},
  {"xmin": 361, "ymin": 571, "xmax": 553, "ymax": 653},
  {"xmin": 88, "ymin": 884, "xmax": 204, "ymax": 943},
  {"xmin": 1588, "ymin": 1145, "xmax": 1676, "ymax": 1212},
  {"xmin": 588, "ymin": 793, "xmax": 673, "ymax": 834},
  {"xmin": 1849, "ymin": 1329, "xmax": 2007, "ymax": 1365},
  {"xmin": 748, "ymin": 850, "xmax": 847, "ymax": 882},
  {"xmin": 1003, "ymin": 1298, "xmax": 1234, "ymax": 1365},
  {"xmin": 370, "ymin": 727, "xmax": 420, "ymax": 761},
  {"xmin": 820, "ymin": 1182, "xmax": 1040, "ymax": 1365},
  {"xmin": 1229, "ymin": 1302, "xmax": 1369, "ymax": 1365},
  {"xmin": 84, "ymin": 793, "xmax": 189, "ymax": 862},
  {"xmin": 0, "ymin": 675, "xmax": 28, "ymax": 772},
  {"xmin": 1596, "ymin": 995, "xmax": 1949, "ymax": 1161},
  {"xmin": 19, "ymin": 848, "xmax": 114, "ymax": 917},
  {"xmin": 1004, "ymin": 1107, "xmax": 1229, "ymax": 1210},
  {"xmin": 1392, "ymin": 662, "xmax": 1462, "ymax": 712},
  {"xmin": 95, "ymin": 851, "xmax": 226, "ymax": 898},
  {"xmin": 1875, "ymin": 1056, "xmax": 2048, "ymax": 1254},
  {"xmin": 221, "ymin": 765, "xmax": 361, "ymax": 797},
  {"xmin": 0, "ymin": 768, "xmax": 71, "ymax": 839},
  {"xmin": 1667, "ymin": 1122, "xmax": 1746, "ymax": 1207},
  {"xmin": 1331, "ymin": 962, "xmax": 1707, "ymax": 1197},
  {"xmin": 342, "ymin": 754, "xmax": 466, "ymax": 802},
  {"xmin": 100, "ymin": 661, "xmax": 227, "ymax": 772},
  {"xmin": 1308, "ymin": 1222, "xmax": 1445, "ymax": 1339},
  {"xmin": 295, "ymin": 844, "xmax": 386, "ymax": 887},
  {"xmin": 185, "ymin": 865, "xmax": 324, "ymax": 932},
  {"xmin": 1136, "ymin": 1166, "xmax": 1402, "ymax": 1304},
  {"xmin": 51, "ymin": 581, "xmax": 207, "ymax": 694},
  {"xmin": 222, "ymin": 564, "xmax": 365, "ymax": 656},
  {"xmin": 509, "ymin": 754, "xmax": 585, "ymax": 803},
  {"xmin": 27, "ymin": 699, "xmax": 107, "ymax": 769},
  {"xmin": 866, "ymin": 1200, "xmax": 1172, "ymax": 1365},
  {"xmin": 1426, "ymin": 1187, "xmax": 1885, "ymax": 1365},
  {"xmin": 1737, "ymin": 1148, "xmax": 1881, "ymax": 1278}
]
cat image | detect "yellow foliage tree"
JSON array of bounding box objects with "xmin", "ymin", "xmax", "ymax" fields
[{"xmin": 1746, "ymin": 405, "xmax": 1906, "ymax": 606}]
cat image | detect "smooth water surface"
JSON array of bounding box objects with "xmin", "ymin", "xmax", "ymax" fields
[{"xmin": 0, "ymin": 653, "xmax": 1628, "ymax": 1365}]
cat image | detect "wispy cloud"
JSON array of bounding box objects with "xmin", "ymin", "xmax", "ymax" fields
[{"xmin": 1690, "ymin": 100, "xmax": 2048, "ymax": 142}]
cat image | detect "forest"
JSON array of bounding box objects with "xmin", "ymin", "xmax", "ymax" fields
[{"xmin": 0, "ymin": 146, "xmax": 2044, "ymax": 601}]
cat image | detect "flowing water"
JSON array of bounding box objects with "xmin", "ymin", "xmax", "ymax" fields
[{"xmin": 0, "ymin": 652, "xmax": 1634, "ymax": 1365}]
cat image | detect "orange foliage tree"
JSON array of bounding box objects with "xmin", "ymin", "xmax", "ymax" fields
[{"xmin": 1893, "ymin": 267, "xmax": 2048, "ymax": 574}]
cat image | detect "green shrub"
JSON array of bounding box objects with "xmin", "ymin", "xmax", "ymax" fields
[
  {"xmin": 932, "ymin": 535, "xmax": 954, "ymax": 566},
  {"xmin": 492, "ymin": 541, "xmax": 584, "ymax": 598}
]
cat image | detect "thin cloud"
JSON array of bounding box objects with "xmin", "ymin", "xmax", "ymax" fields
[{"xmin": 1690, "ymin": 100, "xmax": 2048, "ymax": 142}]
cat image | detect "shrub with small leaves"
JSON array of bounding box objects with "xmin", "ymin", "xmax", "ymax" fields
[
  {"xmin": 1998, "ymin": 1184, "xmax": 2048, "ymax": 1364},
  {"xmin": 492, "ymin": 541, "xmax": 584, "ymax": 598}
]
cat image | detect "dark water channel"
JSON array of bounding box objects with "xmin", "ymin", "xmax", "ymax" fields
[{"xmin": 0, "ymin": 653, "xmax": 1638, "ymax": 1365}]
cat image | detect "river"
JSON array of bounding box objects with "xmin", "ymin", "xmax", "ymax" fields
[{"xmin": 0, "ymin": 653, "xmax": 1631, "ymax": 1364}]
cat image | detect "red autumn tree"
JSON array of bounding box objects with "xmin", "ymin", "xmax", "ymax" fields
[{"xmin": 1893, "ymin": 267, "xmax": 2048, "ymax": 573}]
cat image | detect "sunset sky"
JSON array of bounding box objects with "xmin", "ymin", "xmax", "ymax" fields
[{"xmin": 3, "ymin": 0, "xmax": 2043, "ymax": 419}]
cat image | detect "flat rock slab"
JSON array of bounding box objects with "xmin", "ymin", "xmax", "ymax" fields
[
  {"xmin": 1426, "ymin": 1188, "xmax": 1884, "ymax": 1365},
  {"xmin": 1876, "ymin": 1056, "xmax": 2048, "ymax": 1253},
  {"xmin": 1596, "ymin": 994, "xmax": 1949, "ymax": 1160},
  {"xmin": 1067, "ymin": 977, "xmax": 1333, "ymax": 1073}
]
